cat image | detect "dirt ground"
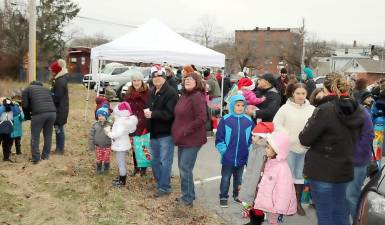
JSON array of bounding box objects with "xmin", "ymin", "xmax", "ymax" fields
[{"xmin": 0, "ymin": 82, "xmax": 227, "ymax": 225}]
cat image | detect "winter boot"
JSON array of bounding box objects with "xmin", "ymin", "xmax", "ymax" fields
[
  {"xmin": 294, "ymin": 184, "xmax": 306, "ymax": 216},
  {"xmin": 139, "ymin": 167, "xmax": 147, "ymax": 177},
  {"xmin": 112, "ymin": 175, "xmax": 126, "ymax": 187},
  {"xmin": 244, "ymin": 211, "xmax": 264, "ymax": 225},
  {"xmin": 96, "ymin": 163, "xmax": 103, "ymax": 175},
  {"xmin": 103, "ymin": 162, "xmax": 110, "ymax": 174}
]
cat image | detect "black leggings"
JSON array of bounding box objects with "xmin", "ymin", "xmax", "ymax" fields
[{"xmin": 0, "ymin": 134, "xmax": 12, "ymax": 160}]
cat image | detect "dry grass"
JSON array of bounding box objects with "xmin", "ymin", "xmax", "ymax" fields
[{"xmin": 0, "ymin": 80, "xmax": 227, "ymax": 225}]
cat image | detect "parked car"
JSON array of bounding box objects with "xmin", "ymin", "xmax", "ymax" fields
[
  {"xmin": 314, "ymin": 75, "xmax": 326, "ymax": 89},
  {"xmin": 354, "ymin": 165, "xmax": 385, "ymax": 225},
  {"xmin": 82, "ymin": 63, "xmax": 129, "ymax": 89}
]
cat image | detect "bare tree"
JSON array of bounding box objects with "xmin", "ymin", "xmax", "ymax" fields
[
  {"xmin": 70, "ymin": 33, "xmax": 110, "ymax": 48},
  {"xmin": 195, "ymin": 15, "xmax": 222, "ymax": 47}
]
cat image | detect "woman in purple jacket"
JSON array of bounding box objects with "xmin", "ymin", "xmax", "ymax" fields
[{"xmin": 172, "ymin": 72, "xmax": 207, "ymax": 207}]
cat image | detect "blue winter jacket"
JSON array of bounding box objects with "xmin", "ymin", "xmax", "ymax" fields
[
  {"xmin": 11, "ymin": 108, "xmax": 24, "ymax": 138},
  {"xmin": 215, "ymin": 94, "xmax": 254, "ymax": 167}
]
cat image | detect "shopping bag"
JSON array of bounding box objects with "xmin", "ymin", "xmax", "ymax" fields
[
  {"xmin": 133, "ymin": 133, "xmax": 152, "ymax": 168},
  {"xmin": 301, "ymin": 178, "xmax": 312, "ymax": 204}
]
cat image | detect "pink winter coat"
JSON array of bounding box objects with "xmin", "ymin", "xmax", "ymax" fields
[
  {"xmin": 253, "ymin": 136, "xmax": 297, "ymax": 215},
  {"xmin": 242, "ymin": 90, "xmax": 264, "ymax": 106}
]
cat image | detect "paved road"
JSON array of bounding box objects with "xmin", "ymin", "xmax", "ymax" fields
[{"xmin": 172, "ymin": 138, "xmax": 318, "ymax": 225}]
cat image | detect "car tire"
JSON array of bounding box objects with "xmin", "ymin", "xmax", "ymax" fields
[{"xmin": 116, "ymin": 84, "xmax": 125, "ymax": 101}]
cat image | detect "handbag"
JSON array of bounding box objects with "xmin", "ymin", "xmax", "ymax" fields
[
  {"xmin": 133, "ymin": 132, "xmax": 152, "ymax": 168},
  {"xmin": 0, "ymin": 112, "xmax": 13, "ymax": 134},
  {"xmin": 367, "ymin": 145, "xmax": 379, "ymax": 178}
]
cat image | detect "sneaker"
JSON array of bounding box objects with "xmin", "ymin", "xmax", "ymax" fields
[
  {"xmin": 234, "ymin": 197, "xmax": 242, "ymax": 204},
  {"xmin": 220, "ymin": 199, "xmax": 228, "ymax": 208},
  {"xmin": 154, "ymin": 190, "xmax": 171, "ymax": 198}
]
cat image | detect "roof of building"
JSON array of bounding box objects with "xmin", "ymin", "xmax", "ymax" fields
[{"xmin": 356, "ymin": 58, "xmax": 385, "ymax": 73}]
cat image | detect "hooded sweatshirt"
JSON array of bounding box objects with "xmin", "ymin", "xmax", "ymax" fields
[
  {"xmin": 253, "ymin": 132, "xmax": 297, "ymax": 215},
  {"xmin": 273, "ymin": 98, "xmax": 315, "ymax": 154},
  {"xmin": 299, "ymin": 95, "xmax": 365, "ymax": 182},
  {"xmin": 215, "ymin": 94, "xmax": 254, "ymax": 167}
]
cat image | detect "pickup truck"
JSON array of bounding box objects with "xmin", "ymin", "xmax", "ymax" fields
[{"xmin": 82, "ymin": 63, "xmax": 129, "ymax": 89}]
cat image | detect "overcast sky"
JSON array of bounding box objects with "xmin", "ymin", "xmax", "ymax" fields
[{"xmin": 68, "ymin": 0, "xmax": 385, "ymax": 46}]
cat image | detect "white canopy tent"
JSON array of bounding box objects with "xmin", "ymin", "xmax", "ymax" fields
[
  {"xmin": 90, "ymin": 19, "xmax": 225, "ymax": 67},
  {"xmin": 85, "ymin": 19, "xmax": 226, "ymax": 120}
]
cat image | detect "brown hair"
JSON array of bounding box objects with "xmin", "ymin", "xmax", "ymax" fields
[
  {"xmin": 324, "ymin": 73, "xmax": 350, "ymax": 96},
  {"xmin": 354, "ymin": 78, "xmax": 367, "ymax": 91},
  {"xmin": 309, "ymin": 88, "xmax": 324, "ymax": 106},
  {"xmin": 182, "ymin": 72, "xmax": 205, "ymax": 93},
  {"xmin": 125, "ymin": 80, "xmax": 149, "ymax": 96},
  {"xmin": 290, "ymin": 83, "xmax": 308, "ymax": 97}
]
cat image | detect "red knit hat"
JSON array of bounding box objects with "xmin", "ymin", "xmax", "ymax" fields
[
  {"xmin": 50, "ymin": 61, "xmax": 61, "ymax": 74},
  {"xmin": 237, "ymin": 78, "xmax": 255, "ymax": 91},
  {"xmin": 252, "ymin": 122, "xmax": 274, "ymax": 137}
]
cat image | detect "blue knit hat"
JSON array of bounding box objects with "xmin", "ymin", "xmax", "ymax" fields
[{"xmin": 96, "ymin": 104, "xmax": 109, "ymax": 119}]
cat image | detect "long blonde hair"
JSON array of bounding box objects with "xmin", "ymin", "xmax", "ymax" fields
[{"xmin": 324, "ymin": 73, "xmax": 350, "ymax": 96}]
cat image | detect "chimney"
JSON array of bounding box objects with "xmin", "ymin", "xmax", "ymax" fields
[
  {"xmin": 353, "ymin": 40, "xmax": 357, "ymax": 48},
  {"xmin": 267, "ymin": 27, "xmax": 270, "ymax": 31}
]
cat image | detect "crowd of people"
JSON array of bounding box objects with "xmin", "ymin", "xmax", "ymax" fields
[{"xmin": 1, "ymin": 60, "xmax": 383, "ymax": 225}]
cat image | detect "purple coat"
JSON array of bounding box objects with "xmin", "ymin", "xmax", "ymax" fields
[
  {"xmin": 172, "ymin": 91, "xmax": 207, "ymax": 148},
  {"xmin": 354, "ymin": 107, "xmax": 374, "ymax": 166}
]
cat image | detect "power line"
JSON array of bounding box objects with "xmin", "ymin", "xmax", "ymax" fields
[{"xmin": 76, "ymin": 15, "xmax": 138, "ymax": 28}]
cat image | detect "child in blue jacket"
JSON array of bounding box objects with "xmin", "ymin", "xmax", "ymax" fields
[
  {"xmin": 215, "ymin": 94, "xmax": 254, "ymax": 208},
  {"xmin": 0, "ymin": 97, "xmax": 21, "ymax": 161},
  {"xmin": 10, "ymin": 93, "xmax": 24, "ymax": 155}
]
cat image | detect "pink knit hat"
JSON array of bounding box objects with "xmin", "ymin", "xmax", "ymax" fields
[{"xmin": 113, "ymin": 102, "xmax": 132, "ymax": 117}]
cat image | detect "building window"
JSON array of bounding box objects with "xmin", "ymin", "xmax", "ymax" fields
[{"xmin": 71, "ymin": 57, "xmax": 77, "ymax": 63}]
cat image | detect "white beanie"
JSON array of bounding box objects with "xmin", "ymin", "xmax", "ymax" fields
[{"xmin": 131, "ymin": 71, "xmax": 144, "ymax": 81}]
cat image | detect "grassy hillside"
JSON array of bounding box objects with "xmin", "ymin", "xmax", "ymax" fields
[{"xmin": 0, "ymin": 81, "xmax": 226, "ymax": 225}]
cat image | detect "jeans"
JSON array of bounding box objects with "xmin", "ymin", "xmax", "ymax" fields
[
  {"xmin": 309, "ymin": 179, "xmax": 350, "ymax": 225},
  {"xmin": 287, "ymin": 151, "xmax": 305, "ymax": 184},
  {"xmin": 346, "ymin": 165, "xmax": 367, "ymax": 221},
  {"xmin": 219, "ymin": 165, "xmax": 245, "ymax": 199},
  {"xmin": 150, "ymin": 136, "xmax": 174, "ymax": 193},
  {"xmin": 31, "ymin": 112, "xmax": 56, "ymax": 162},
  {"xmin": 178, "ymin": 146, "xmax": 201, "ymax": 204},
  {"xmin": 55, "ymin": 125, "xmax": 65, "ymax": 153}
]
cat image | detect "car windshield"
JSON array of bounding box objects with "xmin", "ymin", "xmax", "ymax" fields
[{"xmin": 101, "ymin": 66, "xmax": 114, "ymax": 74}]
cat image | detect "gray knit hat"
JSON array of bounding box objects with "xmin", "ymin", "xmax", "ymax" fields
[{"xmin": 131, "ymin": 71, "xmax": 144, "ymax": 81}]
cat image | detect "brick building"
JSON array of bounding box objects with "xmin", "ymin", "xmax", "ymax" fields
[{"xmin": 233, "ymin": 27, "xmax": 303, "ymax": 76}]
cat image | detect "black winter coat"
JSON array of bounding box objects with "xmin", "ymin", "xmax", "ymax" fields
[
  {"xmin": 22, "ymin": 81, "xmax": 56, "ymax": 120},
  {"xmin": 299, "ymin": 95, "xmax": 365, "ymax": 183},
  {"xmin": 146, "ymin": 83, "xmax": 179, "ymax": 138},
  {"xmin": 254, "ymin": 87, "xmax": 281, "ymax": 122},
  {"xmin": 51, "ymin": 74, "xmax": 69, "ymax": 126}
]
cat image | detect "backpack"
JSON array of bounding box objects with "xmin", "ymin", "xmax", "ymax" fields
[{"xmin": 0, "ymin": 112, "xmax": 13, "ymax": 134}]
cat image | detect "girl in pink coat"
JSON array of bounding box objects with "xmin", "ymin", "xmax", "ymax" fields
[{"xmin": 253, "ymin": 131, "xmax": 297, "ymax": 225}]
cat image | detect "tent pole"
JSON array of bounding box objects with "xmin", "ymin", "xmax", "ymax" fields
[
  {"xmin": 84, "ymin": 59, "xmax": 93, "ymax": 121},
  {"xmin": 220, "ymin": 67, "xmax": 224, "ymax": 117},
  {"xmin": 96, "ymin": 60, "xmax": 102, "ymax": 97}
]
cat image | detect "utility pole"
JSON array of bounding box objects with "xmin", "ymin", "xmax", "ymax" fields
[{"xmin": 28, "ymin": 0, "xmax": 36, "ymax": 82}]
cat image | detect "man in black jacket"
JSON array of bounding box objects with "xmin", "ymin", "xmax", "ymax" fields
[
  {"xmin": 145, "ymin": 67, "xmax": 178, "ymax": 197},
  {"xmin": 50, "ymin": 59, "xmax": 69, "ymax": 155},
  {"xmin": 22, "ymin": 81, "xmax": 56, "ymax": 164},
  {"xmin": 247, "ymin": 73, "xmax": 281, "ymax": 122}
]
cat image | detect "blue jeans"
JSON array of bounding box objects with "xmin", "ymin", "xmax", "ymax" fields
[
  {"xmin": 150, "ymin": 136, "xmax": 174, "ymax": 193},
  {"xmin": 309, "ymin": 179, "xmax": 350, "ymax": 225},
  {"xmin": 178, "ymin": 146, "xmax": 201, "ymax": 204},
  {"xmin": 219, "ymin": 165, "xmax": 244, "ymax": 199},
  {"xmin": 287, "ymin": 151, "xmax": 305, "ymax": 183},
  {"xmin": 346, "ymin": 165, "xmax": 367, "ymax": 221},
  {"xmin": 55, "ymin": 125, "xmax": 65, "ymax": 153}
]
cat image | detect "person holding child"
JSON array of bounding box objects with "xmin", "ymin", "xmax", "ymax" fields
[
  {"xmin": 89, "ymin": 105, "xmax": 112, "ymax": 175},
  {"xmin": 215, "ymin": 94, "xmax": 254, "ymax": 208},
  {"xmin": 253, "ymin": 131, "xmax": 297, "ymax": 225}
]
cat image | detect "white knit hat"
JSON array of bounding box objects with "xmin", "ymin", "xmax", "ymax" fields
[{"xmin": 131, "ymin": 71, "xmax": 144, "ymax": 81}]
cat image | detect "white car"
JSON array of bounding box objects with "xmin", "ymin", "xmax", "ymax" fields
[
  {"xmin": 314, "ymin": 76, "xmax": 326, "ymax": 89},
  {"xmin": 82, "ymin": 63, "xmax": 129, "ymax": 89}
]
